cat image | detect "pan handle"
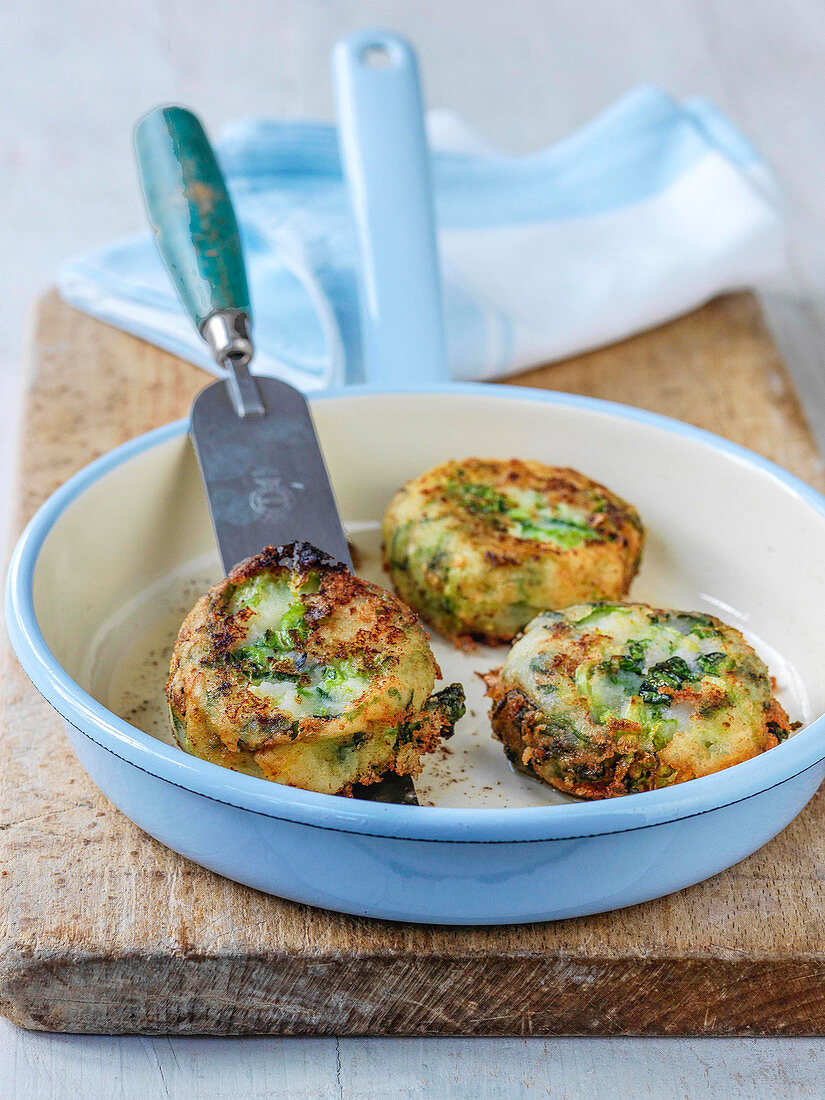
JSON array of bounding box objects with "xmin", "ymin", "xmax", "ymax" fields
[{"xmin": 333, "ymin": 31, "xmax": 447, "ymax": 388}]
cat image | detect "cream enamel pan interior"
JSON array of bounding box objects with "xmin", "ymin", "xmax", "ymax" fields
[{"xmin": 9, "ymin": 384, "xmax": 825, "ymax": 923}]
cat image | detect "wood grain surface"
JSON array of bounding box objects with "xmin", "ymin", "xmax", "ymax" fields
[{"xmin": 3, "ymin": 291, "xmax": 825, "ymax": 1038}]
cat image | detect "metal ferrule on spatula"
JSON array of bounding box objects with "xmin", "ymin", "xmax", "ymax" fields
[{"xmin": 200, "ymin": 309, "xmax": 262, "ymax": 419}]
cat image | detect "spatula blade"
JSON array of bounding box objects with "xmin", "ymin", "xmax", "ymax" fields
[
  {"xmin": 190, "ymin": 376, "xmax": 352, "ymax": 573},
  {"xmin": 352, "ymin": 773, "xmax": 420, "ymax": 805},
  {"xmin": 190, "ymin": 375, "xmax": 418, "ymax": 806}
]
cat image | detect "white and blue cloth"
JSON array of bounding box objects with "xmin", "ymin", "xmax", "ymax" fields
[{"xmin": 59, "ymin": 87, "xmax": 785, "ymax": 390}]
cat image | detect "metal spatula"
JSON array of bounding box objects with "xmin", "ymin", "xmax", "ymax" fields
[
  {"xmin": 134, "ymin": 105, "xmax": 417, "ymax": 805},
  {"xmin": 135, "ymin": 107, "xmax": 351, "ymax": 571}
]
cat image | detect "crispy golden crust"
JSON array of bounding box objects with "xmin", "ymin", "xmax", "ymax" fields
[
  {"xmin": 485, "ymin": 672, "xmax": 667, "ymax": 799},
  {"xmin": 233, "ymin": 688, "xmax": 459, "ymax": 796},
  {"xmin": 167, "ymin": 542, "xmax": 464, "ymax": 795},
  {"xmin": 382, "ymin": 458, "xmax": 644, "ymax": 647},
  {"xmin": 484, "ymin": 603, "xmax": 793, "ymax": 800}
]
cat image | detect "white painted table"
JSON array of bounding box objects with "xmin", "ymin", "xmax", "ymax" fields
[{"xmin": 3, "ymin": 0, "xmax": 825, "ymax": 1095}]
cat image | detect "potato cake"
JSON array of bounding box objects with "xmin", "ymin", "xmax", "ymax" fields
[
  {"xmin": 167, "ymin": 542, "xmax": 464, "ymax": 796},
  {"xmin": 484, "ymin": 602, "xmax": 792, "ymax": 799},
  {"xmin": 382, "ymin": 458, "xmax": 644, "ymax": 646}
]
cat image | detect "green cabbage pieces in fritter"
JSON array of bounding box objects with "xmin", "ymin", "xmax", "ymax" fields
[
  {"xmin": 484, "ymin": 602, "xmax": 792, "ymax": 799},
  {"xmin": 167, "ymin": 542, "xmax": 465, "ymax": 796},
  {"xmin": 382, "ymin": 458, "xmax": 644, "ymax": 647}
]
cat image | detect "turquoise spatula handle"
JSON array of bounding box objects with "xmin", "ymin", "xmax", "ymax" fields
[
  {"xmin": 135, "ymin": 105, "xmax": 263, "ymax": 416},
  {"xmin": 333, "ymin": 31, "xmax": 447, "ymax": 387},
  {"xmin": 134, "ymin": 105, "xmax": 251, "ymax": 332}
]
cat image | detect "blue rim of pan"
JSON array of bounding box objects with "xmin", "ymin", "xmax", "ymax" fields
[{"xmin": 7, "ymin": 382, "xmax": 825, "ymax": 843}]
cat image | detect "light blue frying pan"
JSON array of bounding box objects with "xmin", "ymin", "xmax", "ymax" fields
[{"xmin": 6, "ymin": 30, "xmax": 825, "ymax": 924}]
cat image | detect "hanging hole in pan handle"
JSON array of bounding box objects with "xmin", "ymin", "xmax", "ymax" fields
[{"xmin": 360, "ymin": 42, "xmax": 396, "ymax": 69}]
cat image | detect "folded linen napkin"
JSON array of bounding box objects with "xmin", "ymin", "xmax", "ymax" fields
[{"xmin": 58, "ymin": 86, "xmax": 785, "ymax": 390}]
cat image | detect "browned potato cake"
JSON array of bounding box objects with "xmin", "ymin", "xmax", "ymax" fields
[
  {"xmin": 382, "ymin": 458, "xmax": 644, "ymax": 646},
  {"xmin": 167, "ymin": 542, "xmax": 464, "ymax": 796},
  {"xmin": 484, "ymin": 602, "xmax": 793, "ymax": 799}
]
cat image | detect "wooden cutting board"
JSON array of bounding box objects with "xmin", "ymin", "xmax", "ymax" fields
[{"xmin": 4, "ymin": 291, "xmax": 825, "ymax": 1037}]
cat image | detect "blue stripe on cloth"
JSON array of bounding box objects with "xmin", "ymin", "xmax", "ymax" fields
[{"xmin": 217, "ymin": 87, "xmax": 726, "ymax": 228}]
